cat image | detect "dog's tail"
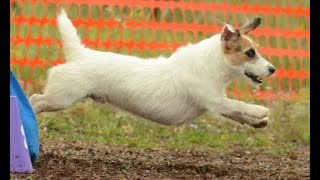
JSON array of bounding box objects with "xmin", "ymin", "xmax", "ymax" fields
[{"xmin": 57, "ymin": 9, "xmax": 85, "ymax": 62}]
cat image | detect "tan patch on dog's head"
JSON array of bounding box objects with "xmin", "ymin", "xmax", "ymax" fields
[
  {"xmin": 223, "ymin": 35, "xmax": 259, "ymax": 65},
  {"xmin": 220, "ymin": 17, "xmax": 261, "ymax": 66}
]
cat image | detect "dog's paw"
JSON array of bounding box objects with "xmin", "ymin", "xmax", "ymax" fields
[
  {"xmin": 29, "ymin": 94, "xmax": 39, "ymax": 106},
  {"xmin": 29, "ymin": 93, "xmax": 44, "ymax": 114},
  {"xmin": 221, "ymin": 112, "xmax": 268, "ymax": 128},
  {"xmin": 251, "ymin": 117, "xmax": 268, "ymax": 128},
  {"xmin": 255, "ymin": 105, "xmax": 270, "ymax": 118},
  {"xmin": 247, "ymin": 104, "xmax": 269, "ymax": 119}
]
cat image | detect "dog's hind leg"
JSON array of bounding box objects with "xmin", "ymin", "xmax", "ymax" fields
[
  {"xmin": 29, "ymin": 65, "xmax": 93, "ymax": 114},
  {"xmin": 30, "ymin": 80, "xmax": 86, "ymax": 114},
  {"xmin": 30, "ymin": 91, "xmax": 84, "ymax": 114}
]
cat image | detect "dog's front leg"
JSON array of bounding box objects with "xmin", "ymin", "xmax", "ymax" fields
[
  {"xmin": 221, "ymin": 112, "xmax": 269, "ymax": 128},
  {"xmin": 205, "ymin": 98, "xmax": 269, "ymax": 128}
]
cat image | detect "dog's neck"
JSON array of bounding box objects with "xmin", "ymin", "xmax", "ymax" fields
[{"xmin": 169, "ymin": 34, "xmax": 238, "ymax": 88}]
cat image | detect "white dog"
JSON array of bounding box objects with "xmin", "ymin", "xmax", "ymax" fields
[{"xmin": 30, "ymin": 10, "xmax": 275, "ymax": 128}]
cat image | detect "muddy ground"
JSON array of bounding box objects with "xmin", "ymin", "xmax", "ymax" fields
[{"xmin": 11, "ymin": 139, "xmax": 309, "ymax": 179}]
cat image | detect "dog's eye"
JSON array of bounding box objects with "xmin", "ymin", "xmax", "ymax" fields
[{"xmin": 245, "ymin": 48, "xmax": 255, "ymax": 58}]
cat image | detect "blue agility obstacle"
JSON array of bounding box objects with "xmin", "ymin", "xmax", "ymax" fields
[
  {"xmin": 10, "ymin": 96, "xmax": 34, "ymax": 173},
  {"xmin": 10, "ymin": 70, "xmax": 39, "ymax": 163}
]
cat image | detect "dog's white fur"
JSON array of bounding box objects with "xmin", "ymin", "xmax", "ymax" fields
[{"xmin": 30, "ymin": 10, "xmax": 275, "ymax": 128}]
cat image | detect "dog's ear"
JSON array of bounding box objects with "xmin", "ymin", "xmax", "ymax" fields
[
  {"xmin": 221, "ymin": 24, "xmax": 240, "ymax": 43},
  {"xmin": 239, "ymin": 17, "xmax": 261, "ymax": 34}
]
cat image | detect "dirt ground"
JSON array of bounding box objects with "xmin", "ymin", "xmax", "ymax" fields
[{"xmin": 11, "ymin": 139, "xmax": 309, "ymax": 179}]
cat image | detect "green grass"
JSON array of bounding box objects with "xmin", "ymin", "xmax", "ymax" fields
[
  {"xmin": 32, "ymin": 89, "xmax": 309, "ymax": 154},
  {"xmin": 11, "ymin": 1, "xmax": 310, "ymax": 155}
]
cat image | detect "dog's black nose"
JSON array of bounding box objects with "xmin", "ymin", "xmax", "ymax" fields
[{"xmin": 268, "ymin": 66, "xmax": 276, "ymax": 74}]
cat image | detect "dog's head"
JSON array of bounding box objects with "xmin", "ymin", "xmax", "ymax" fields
[{"xmin": 220, "ymin": 17, "xmax": 275, "ymax": 85}]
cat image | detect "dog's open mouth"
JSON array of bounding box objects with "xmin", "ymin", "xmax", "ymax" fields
[{"xmin": 244, "ymin": 72, "xmax": 262, "ymax": 84}]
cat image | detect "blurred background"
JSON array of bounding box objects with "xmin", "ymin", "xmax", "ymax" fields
[{"xmin": 10, "ymin": 0, "xmax": 309, "ymax": 155}]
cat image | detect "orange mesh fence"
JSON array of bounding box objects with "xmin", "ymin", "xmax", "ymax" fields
[{"xmin": 10, "ymin": 0, "xmax": 310, "ymax": 101}]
